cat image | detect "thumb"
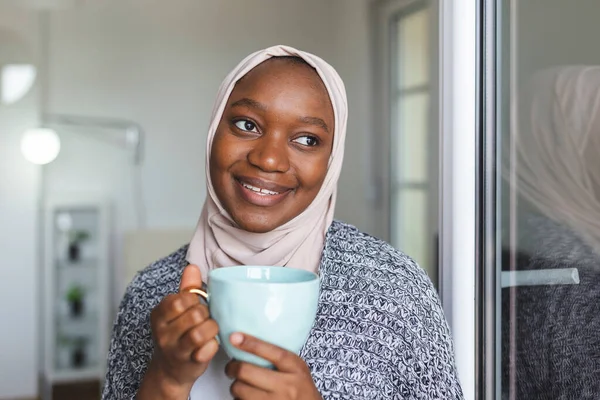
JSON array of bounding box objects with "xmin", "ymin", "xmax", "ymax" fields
[{"xmin": 179, "ymin": 264, "xmax": 204, "ymax": 292}]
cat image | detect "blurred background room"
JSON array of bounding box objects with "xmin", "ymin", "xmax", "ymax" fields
[
  {"xmin": 1, "ymin": 1, "xmax": 398, "ymax": 398},
  {"xmin": 2, "ymin": 0, "xmax": 600, "ymax": 399}
]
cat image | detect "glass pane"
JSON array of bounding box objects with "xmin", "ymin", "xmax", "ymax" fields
[
  {"xmin": 498, "ymin": 1, "xmax": 600, "ymax": 397},
  {"xmin": 393, "ymin": 92, "xmax": 429, "ymax": 182},
  {"xmin": 391, "ymin": 188, "xmax": 431, "ymax": 276},
  {"xmin": 53, "ymin": 208, "xmax": 101, "ymax": 372},
  {"xmin": 396, "ymin": 6, "xmax": 430, "ymax": 89}
]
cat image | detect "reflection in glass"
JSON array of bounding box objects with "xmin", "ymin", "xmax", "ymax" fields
[{"xmin": 499, "ymin": 2, "xmax": 600, "ymax": 395}]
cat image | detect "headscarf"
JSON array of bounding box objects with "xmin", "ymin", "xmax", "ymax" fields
[
  {"xmin": 513, "ymin": 66, "xmax": 600, "ymax": 255},
  {"xmin": 186, "ymin": 45, "xmax": 347, "ymax": 280}
]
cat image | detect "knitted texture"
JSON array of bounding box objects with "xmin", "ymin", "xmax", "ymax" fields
[{"xmin": 102, "ymin": 221, "xmax": 463, "ymax": 399}]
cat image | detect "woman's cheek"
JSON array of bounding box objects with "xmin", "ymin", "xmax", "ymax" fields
[
  {"xmin": 211, "ymin": 137, "xmax": 236, "ymax": 169},
  {"xmin": 302, "ymin": 160, "xmax": 329, "ymax": 189}
]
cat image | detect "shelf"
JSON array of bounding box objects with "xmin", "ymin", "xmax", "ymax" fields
[
  {"xmin": 43, "ymin": 196, "xmax": 110, "ymax": 393},
  {"xmin": 56, "ymin": 258, "xmax": 98, "ymax": 270},
  {"xmin": 50, "ymin": 367, "xmax": 102, "ymax": 384},
  {"xmin": 56, "ymin": 312, "xmax": 99, "ymax": 338}
]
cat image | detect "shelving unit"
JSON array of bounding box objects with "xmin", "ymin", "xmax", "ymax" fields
[{"xmin": 41, "ymin": 195, "xmax": 110, "ymax": 400}]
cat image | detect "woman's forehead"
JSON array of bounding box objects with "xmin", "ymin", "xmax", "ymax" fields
[
  {"xmin": 227, "ymin": 58, "xmax": 334, "ymax": 120},
  {"xmin": 238, "ymin": 58, "xmax": 326, "ymax": 92}
]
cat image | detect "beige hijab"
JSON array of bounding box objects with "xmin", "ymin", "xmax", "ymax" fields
[
  {"xmin": 186, "ymin": 45, "xmax": 347, "ymax": 280},
  {"xmin": 514, "ymin": 66, "xmax": 600, "ymax": 255}
]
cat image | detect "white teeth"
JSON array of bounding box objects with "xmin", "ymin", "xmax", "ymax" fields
[{"xmin": 241, "ymin": 182, "xmax": 280, "ymax": 196}]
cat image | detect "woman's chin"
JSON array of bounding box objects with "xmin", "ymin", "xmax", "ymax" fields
[{"xmin": 231, "ymin": 214, "xmax": 289, "ymax": 234}]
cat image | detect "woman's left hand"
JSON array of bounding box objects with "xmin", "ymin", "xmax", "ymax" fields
[{"xmin": 225, "ymin": 333, "xmax": 322, "ymax": 400}]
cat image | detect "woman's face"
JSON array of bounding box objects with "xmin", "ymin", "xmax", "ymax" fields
[{"xmin": 210, "ymin": 58, "xmax": 335, "ymax": 233}]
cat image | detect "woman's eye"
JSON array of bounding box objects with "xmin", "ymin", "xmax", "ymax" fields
[
  {"xmin": 234, "ymin": 119, "xmax": 258, "ymax": 133},
  {"xmin": 294, "ymin": 136, "xmax": 319, "ymax": 147}
]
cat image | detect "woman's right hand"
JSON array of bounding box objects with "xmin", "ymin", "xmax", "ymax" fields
[{"xmin": 138, "ymin": 264, "xmax": 219, "ymax": 399}]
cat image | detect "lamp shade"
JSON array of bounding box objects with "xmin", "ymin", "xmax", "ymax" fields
[
  {"xmin": 1, "ymin": 64, "xmax": 37, "ymax": 105},
  {"xmin": 0, "ymin": 29, "xmax": 37, "ymax": 105},
  {"xmin": 21, "ymin": 128, "xmax": 60, "ymax": 165}
]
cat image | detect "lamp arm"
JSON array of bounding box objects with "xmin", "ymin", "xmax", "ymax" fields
[{"xmin": 42, "ymin": 113, "xmax": 145, "ymax": 165}]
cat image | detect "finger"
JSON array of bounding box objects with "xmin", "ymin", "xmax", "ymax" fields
[
  {"xmin": 229, "ymin": 333, "xmax": 303, "ymax": 373},
  {"xmin": 191, "ymin": 338, "xmax": 219, "ymax": 363},
  {"xmin": 151, "ymin": 292, "xmax": 199, "ymax": 326},
  {"xmin": 225, "ymin": 360, "xmax": 280, "ymax": 392},
  {"xmin": 179, "ymin": 264, "xmax": 204, "ymax": 292},
  {"xmin": 168, "ymin": 303, "xmax": 210, "ymax": 340},
  {"xmin": 178, "ymin": 318, "xmax": 219, "ymax": 355},
  {"xmin": 154, "ymin": 303, "xmax": 209, "ymax": 352},
  {"xmin": 230, "ymin": 380, "xmax": 269, "ymax": 400}
]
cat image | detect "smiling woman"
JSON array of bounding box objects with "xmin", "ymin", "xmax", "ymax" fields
[
  {"xmin": 211, "ymin": 57, "xmax": 334, "ymax": 233},
  {"xmin": 102, "ymin": 45, "xmax": 464, "ymax": 400}
]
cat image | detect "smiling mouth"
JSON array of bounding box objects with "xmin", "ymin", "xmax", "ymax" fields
[
  {"xmin": 240, "ymin": 181, "xmax": 281, "ymax": 196},
  {"xmin": 234, "ymin": 177, "xmax": 293, "ymax": 207}
]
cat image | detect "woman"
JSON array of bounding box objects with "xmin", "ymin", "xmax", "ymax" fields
[
  {"xmin": 102, "ymin": 45, "xmax": 463, "ymax": 399},
  {"xmin": 501, "ymin": 66, "xmax": 600, "ymax": 398}
]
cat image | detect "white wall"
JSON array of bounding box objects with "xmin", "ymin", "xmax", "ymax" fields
[
  {"xmin": 44, "ymin": 0, "xmax": 336, "ymax": 224},
  {"xmin": 0, "ymin": 5, "xmax": 40, "ymax": 398},
  {"xmin": 0, "ymin": 1, "xmax": 375, "ymax": 397},
  {"xmin": 43, "ymin": 0, "xmax": 376, "ymax": 301},
  {"xmin": 329, "ymin": 0, "xmax": 373, "ymax": 236}
]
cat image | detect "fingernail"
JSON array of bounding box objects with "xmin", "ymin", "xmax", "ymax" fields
[{"xmin": 230, "ymin": 332, "xmax": 244, "ymax": 345}]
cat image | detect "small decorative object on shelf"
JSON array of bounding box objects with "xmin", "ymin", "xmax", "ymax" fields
[
  {"xmin": 67, "ymin": 229, "xmax": 90, "ymax": 262},
  {"xmin": 71, "ymin": 337, "xmax": 88, "ymax": 368},
  {"xmin": 66, "ymin": 284, "xmax": 85, "ymax": 317},
  {"xmin": 58, "ymin": 335, "xmax": 89, "ymax": 369}
]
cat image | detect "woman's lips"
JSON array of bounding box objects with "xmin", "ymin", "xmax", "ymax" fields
[{"xmin": 234, "ymin": 177, "xmax": 293, "ymax": 207}]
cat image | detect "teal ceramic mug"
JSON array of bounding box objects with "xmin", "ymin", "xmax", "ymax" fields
[{"xmin": 190, "ymin": 265, "xmax": 320, "ymax": 368}]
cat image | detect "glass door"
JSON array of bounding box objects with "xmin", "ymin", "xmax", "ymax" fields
[{"xmin": 480, "ymin": 0, "xmax": 600, "ymax": 398}]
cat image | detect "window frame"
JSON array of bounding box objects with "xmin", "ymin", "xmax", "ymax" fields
[{"xmin": 371, "ymin": 0, "xmax": 439, "ymax": 283}]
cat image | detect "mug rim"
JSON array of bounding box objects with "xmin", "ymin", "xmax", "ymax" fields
[{"xmin": 207, "ymin": 265, "xmax": 319, "ymax": 285}]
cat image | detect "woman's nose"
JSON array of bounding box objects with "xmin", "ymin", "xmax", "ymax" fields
[{"xmin": 247, "ymin": 133, "xmax": 290, "ymax": 173}]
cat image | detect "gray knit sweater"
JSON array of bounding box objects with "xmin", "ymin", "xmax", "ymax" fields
[{"xmin": 102, "ymin": 221, "xmax": 464, "ymax": 399}]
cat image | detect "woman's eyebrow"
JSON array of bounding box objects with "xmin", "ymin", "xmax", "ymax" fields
[
  {"xmin": 231, "ymin": 97, "xmax": 330, "ymax": 133},
  {"xmin": 298, "ymin": 116, "xmax": 330, "ymax": 133},
  {"xmin": 230, "ymin": 97, "xmax": 267, "ymax": 111}
]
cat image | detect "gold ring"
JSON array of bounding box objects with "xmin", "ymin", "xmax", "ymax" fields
[
  {"xmin": 181, "ymin": 286, "xmax": 208, "ymax": 300},
  {"xmin": 186, "ymin": 288, "xmax": 205, "ymax": 296}
]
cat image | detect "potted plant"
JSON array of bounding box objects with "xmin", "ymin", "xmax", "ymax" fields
[
  {"xmin": 67, "ymin": 230, "xmax": 90, "ymax": 262},
  {"xmin": 66, "ymin": 284, "xmax": 85, "ymax": 317},
  {"xmin": 58, "ymin": 335, "xmax": 88, "ymax": 368},
  {"xmin": 71, "ymin": 336, "xmax": 88, "ymax": 368}
]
